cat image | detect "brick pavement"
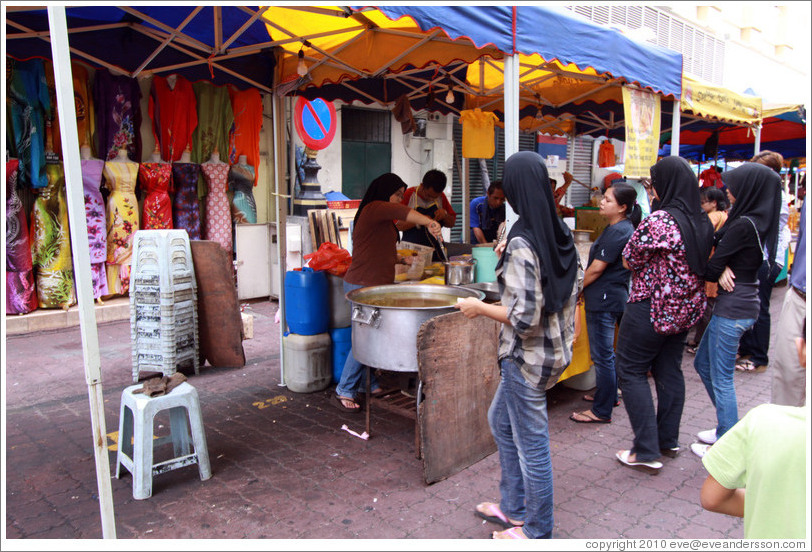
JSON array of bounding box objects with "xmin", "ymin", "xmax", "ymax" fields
[{"xmin": 4, "ymin": 286, "xmax": 788, "ymax": 541}]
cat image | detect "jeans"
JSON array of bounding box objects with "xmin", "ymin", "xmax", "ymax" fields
[
  {"xmin": 335, "ymin": 281, "xmax": 379, "ymax": 399},
  {"xmin": 585, "ymin": 310, "xmax": 624, "ymax": 420},
  {"xmin": 615, "ymin": 300, "xmax": 687, "ymax": 462},
  {"xmin": 694, "ymin": 314, "xmax": 756, "ymax": 438},
  {"xmin": 488, "ymin": 358, "xmax": 553, "ymax": 539},
  {"xmin": 738, "ymin": 260, "xmax": 781, "ymax": 366}
]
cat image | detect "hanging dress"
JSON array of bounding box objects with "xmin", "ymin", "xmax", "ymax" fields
[
  {"xmin": 192, "ymin": 82, "xmax": 234, "ymax": 165},
  {"xmin": 227, "ymin": 86, "xmax": 263, "ymax": 185},
  {"xmin": 104, "ymin": 160, "xmax": 140, "ymax": 295},
  {"xmin": 93, "ymin": 69, "xmax": 142, "ymax": 162},
  {"xmin": 171, "ymin": 163, "xmax": 202, "ymax": 240},
  {"xmin": 31, "ymin": 163, "xmax": 76, "ymax": 309},
  {"xmin": 201, "ymin": 163, "xmax": 233, "ymax": 254},
  {"xmin": 150, "ymin": 75, "xmax": 198, "ymax": 162},
  {"xmin": 81, "ymin": 158, "xmax": 109, "ymax": 299},
  {"xmin": 228, "ymin": 163, "xmax": 258, "ymax": 225},
  {"xmin": 7, "ymin": 58, "xmax": 51, "ymax": 189},
  {"xmin": 138, "ymin": 162, "xmax": 173, "ymax": 230},
  {"xmin": 6, "ymin": 159, "xmax": 38, "ymax": 314}
]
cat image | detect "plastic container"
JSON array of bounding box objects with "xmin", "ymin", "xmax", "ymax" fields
[
  {"xmin": 329, "ymin": 327, "xmax": 352, "ymax": 384},
  {"xmin": 326, "ymin": 274, "xmax": 351, "ymax": 328},
  {"xmin": 472, "ymin": 245, "xmax": 498, "ymax": 283},
  {"xmin": 284, "ymin": 268, "xmax": 329, "ymax": 335},
  {"xmin": 283, "ymin": 332, "xmax": 332, "ymax": 393}
]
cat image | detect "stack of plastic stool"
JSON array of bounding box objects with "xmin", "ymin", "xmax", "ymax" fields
[
  {"xmin": 115, "ymin": 381, "xmax": 211, "ymax": 500},
  {"xmin": 130, "ymin": 229, "xmax": 199, "ymax": 382}
]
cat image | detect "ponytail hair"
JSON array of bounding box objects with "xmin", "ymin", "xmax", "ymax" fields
[{"xmin": 611, "ymin": 183, "xmax": 642, "ymax": 228}]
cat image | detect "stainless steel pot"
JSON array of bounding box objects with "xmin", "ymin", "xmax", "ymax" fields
[
  {"xmin": 347, "ymin": 284, "xmax": 485, "ymax": 372},
  {"xmin": 443, "ymin": 259, "xmax": 477, "ymax": 285}
]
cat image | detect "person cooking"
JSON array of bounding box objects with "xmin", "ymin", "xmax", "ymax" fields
[
  {"xmin": 333, "ymin": 173, "xmax": 443, "ymax": 413},
  {"xmin": 470, "ymin": 180, "xmax": 506, "ymax": 244},
  {"xmin": 396, "ymin": 169, "xmax": 456, "ymax": 260}
]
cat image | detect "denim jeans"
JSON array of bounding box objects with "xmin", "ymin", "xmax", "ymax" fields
[
  {"xmin": 585, "ymin": 310, "xmax": 624, "ymax": 420},
  {"xmin": 615, "ymin": 300, "xmax": 687, "ymax": 462},
  {"xmin": 335, "ymin": 281, "xmax": 379, "ymax": 399},
  {"xmin": 738, "ymin": 260, "xmax": 781, "ymax": 366},
  {"xmin": 488, "ymin": 358, "xmax": 553, "ymax": 539},
  {"xmin": 694, "ymin": 314, "xmax": 756, "ymax": 438}
]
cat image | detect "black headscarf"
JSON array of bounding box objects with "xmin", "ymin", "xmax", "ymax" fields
[
  {"xmin": 650, "ymin": 156, "xmax": 714, "ymax": 275},
  {"xmin": 719, "ymin": 162, "xmax": 782, "ymax": 265},
  {"xmin": 497, "ymin": 151, "xmax": 578, "ymax": 313},
  {"xmin": 353, "ymin": 172, "xmax": 407, "ymax": 226}
]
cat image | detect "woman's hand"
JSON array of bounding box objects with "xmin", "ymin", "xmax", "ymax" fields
[
  {"xmin": 454, "ymin": 297, "xmax": 483, "ymax": 319},
  {"xmin": 494, "ymin": 239, "xmax": 507, "ymax": 258},
  {"xmin": 718, "ymin": 266, "xmax": 736, "ymax": 292},
  {"xmin": 427, "ymin": 220, "xmax": 442, "ymax": 240}
]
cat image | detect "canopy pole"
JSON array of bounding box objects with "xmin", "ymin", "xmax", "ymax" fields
[
  {"xmin": 273, "ymin": 91, "xmax": 287, "ymax": 388},
  {"xmin": 671, "ymin": 101, "xmax": 681, "ymax": 156},
  {"xmin": 47, "ymin": 6, "xmax": 116, "ymax": 539},
  {"xmin": 503, "ymin": 53, "xmax": 520, "ymax": 232},
  {"xmin": 754, "ymin": 124, "xmax": 762, "ymax": 156}
]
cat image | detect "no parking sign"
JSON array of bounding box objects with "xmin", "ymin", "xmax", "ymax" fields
[{"xmin": 294, "ymin": 97, "xmax": 337, "ymax": 150}]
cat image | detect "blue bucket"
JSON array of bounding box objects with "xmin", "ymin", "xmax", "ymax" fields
[{"xmin": 284, "ymin": 268, "xmax": 329, "ymax": 335}]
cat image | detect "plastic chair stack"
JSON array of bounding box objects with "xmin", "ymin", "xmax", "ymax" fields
[{"xmin": 130, "ymin": 229, "xmax": 199, "ymax": 382}]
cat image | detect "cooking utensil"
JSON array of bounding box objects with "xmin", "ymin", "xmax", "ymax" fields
[
  {"xmin": 461, "ymin": 281, "xmax": 501, "ymax": 302},
  {"xmin": 443, "ymin": 259, "xmax": 477, "ymax": 286},
  {"xmin": 347, "ymin": 284, "xmax": 484, "ymax": 372},
  {"xmin": 424, "ymin": 226, "xmax": 449, "ymax": 264}
]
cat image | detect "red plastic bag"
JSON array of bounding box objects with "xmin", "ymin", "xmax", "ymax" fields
[{"xmin": 303, "ymin": 242, "xmax": 352, "ymax": 276}]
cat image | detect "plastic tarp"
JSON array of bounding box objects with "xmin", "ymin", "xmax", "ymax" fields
[{"xmin": 680, "ymin": 74, "xmax": 762, "ymax": 125}]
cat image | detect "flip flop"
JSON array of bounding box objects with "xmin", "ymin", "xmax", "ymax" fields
[
  {"xmin": 569, "ymin": 410, "xmax": 611, "ymax": 424},
  {"xmin": 492, "ymin": 526, "xmax": 527, "ymax": 539},
  {"xmin": 332, "ymin": 393, "xmax": 362, "ymax": 413},
  {"xmin": 615, "ymin": 450, "xmax": 662, "ymax": 475},
  {"xmin": 475, "ymin": 502, "xmax": 523, "ymax": 529}
]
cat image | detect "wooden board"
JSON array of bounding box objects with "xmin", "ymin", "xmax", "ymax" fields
[{"xmin": 416, "ymin": 311, "xmax": 501, "ymax": 484}]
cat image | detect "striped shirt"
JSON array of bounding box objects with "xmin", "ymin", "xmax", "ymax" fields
[{"xmin": 497, "ymin": 237, "xmax": 584, "ymax": 389}]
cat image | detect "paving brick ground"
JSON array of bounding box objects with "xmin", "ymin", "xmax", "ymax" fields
[{"xmin": 4, "ymin": 286, "xmax": 788, "ymax": 541}]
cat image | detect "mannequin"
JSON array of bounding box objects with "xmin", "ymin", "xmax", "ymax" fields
[
  {"xmin": 139, "ymin": 144, "xmax": 173, "ymax": 231},
  {"xmin": 179, "ymin": 147, "xmax": 192, "ymax": 163},
  {"xmin": 204, "ymin": 149, "xmax": 225, "ymax": 165},
  {"xmin": 80, "ymin": 144, "xmax": 92, "ymax": 161},
  {"xmin": 171, "ymin": 147, "xmax": 202, "ymax": 239},
  {"xmin": 201, "ymin": 148, "xmax": 232, "ymax": 254},
  {"xmin": 228, "ymin": 154, "xmax": 257, "ymax": 225},
  {"xmin": 149, "ymin": 144, "xmax": 164, "ymax": 163},
  {"xmin": 238, "ymin": 154, "xmax": 248, "ymax": 165},
  {"xmin": 113, "ymin": 148, "xmax": 129, "ymax": 163}
]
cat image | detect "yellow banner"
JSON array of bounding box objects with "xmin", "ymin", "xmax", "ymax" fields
[
  {"xmin": 623, "ymin": 86, "xmax": 661, "ymax": 178},
  {"xmin": 681, "ymin": 74, "xmax": 761, "ymax": 124}
]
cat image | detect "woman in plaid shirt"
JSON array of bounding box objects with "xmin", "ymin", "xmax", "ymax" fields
[{"xmin": 456, "ymin": 151, "xmax": 583, "ymax": 539}]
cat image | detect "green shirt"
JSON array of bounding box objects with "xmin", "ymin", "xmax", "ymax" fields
[{"xmin": 702, "ymin": 404, "xmax": 807, "ymax": 539}]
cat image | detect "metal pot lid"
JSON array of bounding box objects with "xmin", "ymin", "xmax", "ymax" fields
[{"xmin": 346, "ymin": 284, "xmax": 484, "ymax": 309}]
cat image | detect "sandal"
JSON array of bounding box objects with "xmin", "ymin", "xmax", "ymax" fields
[
  {"xmin": 492, "ymin": 526, "xmax": 527, "ymax": 539},
  {"xmin": 685, "ymin": 344, "xmax": 698, "ymax": 355},
  {"xmin": 475, "ymin": 502, "xmax": 523, "ymax": 529},
  {"xmin": 332, "ymin": 393, "xmax": 362, "ymax": 413},
  {"xmin": 569, "ymin": 410, "xmax": 611, "ymax": 424},
  {"xmin": 736, "ymin": 359, "xmax": 767, "ymax": 373},
  {"xmin": 615, "ymin": 450, "xmax": 662, "ymax": 475}
]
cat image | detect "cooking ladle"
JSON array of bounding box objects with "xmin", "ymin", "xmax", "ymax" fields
[{"xmin": 424, "ymin": 225, "xmax": 449, "ymax": 264}]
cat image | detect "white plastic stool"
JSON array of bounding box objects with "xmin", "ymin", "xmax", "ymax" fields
[{"xmin": 115, "ymin": 381, "xmax": 211, "ymax": 499}]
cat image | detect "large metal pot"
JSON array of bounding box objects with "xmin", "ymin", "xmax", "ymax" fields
[
  {"xmin": 443, "ymin": 259, "xmax": 477, "ymax": 285},
  {"xmin": 347, "ymin": 284, "xmax": 485, "ymax": 372}
]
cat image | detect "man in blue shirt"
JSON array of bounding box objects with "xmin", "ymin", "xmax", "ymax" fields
[
  {"xmin": 470, "ymin": 180, "xmax": 506, "ymax": 243},
  {"xmin": 771, "ymin": 198, "xmax": 806, "ymax": 406}
]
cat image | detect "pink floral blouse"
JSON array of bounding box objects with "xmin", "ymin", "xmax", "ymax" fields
[{"xmin": 623, "ymin": 210, "xmax": 707, "ymax": 335}]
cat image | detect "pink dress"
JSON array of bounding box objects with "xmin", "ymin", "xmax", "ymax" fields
[
  {"xmin": 201, "ymin": 163, "xmax": 233, "ymax": 255},
  {"xmin": 81, "ymin": 158, "xmax": 109, "ymax": 299}
]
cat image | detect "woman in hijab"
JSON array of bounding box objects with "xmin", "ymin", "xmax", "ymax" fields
[
  {"xmin": 690, "ymin": 163, "xmax": 782, "ymax": 458},
  {"xmin": 614, "ymin": 156, "xmax": 714, "ymax": 474},
  {"xmin": 333, "ymin": 173, "xmax": 442, "ymax": 412},
  {"xmin": 456, "ymin": 151, "xmax": 583, "ymax": 539}
]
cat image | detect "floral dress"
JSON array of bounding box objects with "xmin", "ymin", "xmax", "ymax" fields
[
  {"xmin": 138, "ymin": 162, "xmax": 173, "ymax": 230},
  {"xmin": 171, "ymin": 163, "xmax": 202, "ymax": 240},
  {"xmin": 103, "ymin": 160, "xmax": 140, "ymax": 295},
  {"xmin": 93, "ymin": 68, "xmax": 142, "ymax": 162},
  {"xmin": 31, "ymin": 163, "xmax": 76, "ymax": 309},
  {"xmin": 81, "ymin": 158, "xmax": 108, "ymax": 299},
  {"xmin": 6, "ymin": 159, "xmax": 38, "ymax": 314},
  {"xmin": 201, "ymin": 162, "xmax": 233, "ymax": 254}
]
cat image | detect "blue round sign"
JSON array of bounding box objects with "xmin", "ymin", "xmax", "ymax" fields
[{"xmin": 295, "ymin": 97, "xmax": 337, "ymax": 150}]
